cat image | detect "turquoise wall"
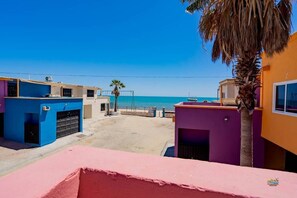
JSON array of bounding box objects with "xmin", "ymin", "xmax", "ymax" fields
[{"xmin": 4, "ymin": 98, "xmax": 83, "ymax": 146}]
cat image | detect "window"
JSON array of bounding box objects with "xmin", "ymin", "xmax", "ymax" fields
[
  {"xmin": 275, "ymin": 85, "xmax": 285, "ymax": 111},
  {"xmin": 62, "ymin": 88, "xmax": 72, "ymax": 97},
  {"xmin": 87, "ymin": 90, "xmax": 95, "ymax": 97},
  {"xmin": 286, "ymin": 83, "xmax": 297, "ymax": 113},
  {"xmin": 8, "ymin": 82, "xmax": 17, "ymax": 97},
  {"xmin": 101, "ymin": 103, "xmax": 106, "ymax": 111},
  {"xmin": 273, "ymin": 81, "xmax": 297, "ymax": 116}
]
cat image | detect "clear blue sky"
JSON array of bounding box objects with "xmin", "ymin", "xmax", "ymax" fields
[{"xmin": 0, "ymin": 1, "xmax": 296, "ymax": 97}]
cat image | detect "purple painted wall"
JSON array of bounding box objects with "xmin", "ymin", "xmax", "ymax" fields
[
  {"xmin": 175, "ymin": 105, "xmax": 264, "ymax": 168},
  {"xmin": 0, "ymin": 81, "xmax": 7, "ymax": 113}
]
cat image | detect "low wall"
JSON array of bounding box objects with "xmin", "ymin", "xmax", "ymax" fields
[
  {"xmin": 165, "ymin": 111, "xmax": 175, "ymax": 118},
  {"xmin": 121, "ymin": 111, "xmax": 154, "ymax": 117},
  {"xmin": 182, "ymin": 102, "xmax": 220, "ymax": 106},
  {"xmin": 0, "ymin": 146, "xmax": 296, "ymax": 198}
]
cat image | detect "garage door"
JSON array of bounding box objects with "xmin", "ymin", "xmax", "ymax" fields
[{"xmin": 56, "ymin": 110, "xmax": 80, "ymax": 138}]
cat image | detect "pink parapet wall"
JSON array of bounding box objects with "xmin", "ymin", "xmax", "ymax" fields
[{"xmin": 0, "ymin": 146, "xmax": 297, "ymax": 198}]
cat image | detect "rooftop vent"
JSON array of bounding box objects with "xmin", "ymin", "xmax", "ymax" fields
[{"xmin": 45, "ymin": 76, "xmax": 53, "ymax": 82}]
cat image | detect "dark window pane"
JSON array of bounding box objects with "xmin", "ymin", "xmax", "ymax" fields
[
  {"xmin": 8, "ymin": 82, "xmax": 17, "ymax": 97},
  {"xmin": 87, "ymin": 90, "xmax": 94, "ymax": 97},
  {"xmin": 275, "ymin": 85, "xmax": 285, "ymax": 111},
  {"xmin": 286, "ymin": 83, "xmax": 297, "ymax": 113},
  {"xmin": 63, "ymin": 88, "xmax": 72, "ymax": 97}
]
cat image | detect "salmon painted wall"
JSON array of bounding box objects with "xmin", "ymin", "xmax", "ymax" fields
[
  {"xmin": 262, "ymin": 32, "xmax": 297, "ymax": 154},
  {"xmin": 1, "ymin": 146, "xmax": 297, "ymax": 198}
]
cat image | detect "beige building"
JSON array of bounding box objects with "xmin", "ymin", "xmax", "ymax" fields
[
  {"xmin": 28, "ymin": 80, "xmax": 110, "ymax": 119},
  {"xmin": 218, "ymin": 79, "xmax": 238, "ymax": 106}
]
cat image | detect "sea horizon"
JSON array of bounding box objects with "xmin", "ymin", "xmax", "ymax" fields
[{"xmin": 105, "ymin": 95, "xmax": 218, "ymax": 110}]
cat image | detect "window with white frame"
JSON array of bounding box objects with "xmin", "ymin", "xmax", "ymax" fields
[
  {"xmin": 273, "ymin": 81, "xmax": 297, "ymax": 115},
  {"xmin": 275, "ymin": 85, "xmax": 285, "ymax": 111},
  {"xmin": 286, "ymin": 83, "xmax": 297, "ymax": 113}
]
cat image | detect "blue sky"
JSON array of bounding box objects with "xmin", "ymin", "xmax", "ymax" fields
[{"xmin": 0, "ymin": 0, "xmax": 296, "ymax": 97}]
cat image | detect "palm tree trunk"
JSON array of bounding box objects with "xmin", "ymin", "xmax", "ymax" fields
[
  {"xmin": 114, "ymin": 96, "xmax": 118, "ymax": 112},
  {"xmin": 240, "ymin": 108, "xmax": 253, "ymax": 166},
  {"xmin": 235, "ymin": 52, "xmax": 260, "ymax": 167}
]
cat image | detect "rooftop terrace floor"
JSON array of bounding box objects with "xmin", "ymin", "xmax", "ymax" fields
[{"xmin": 0, "ymin": 146, "xmax": 296, "ymax": 198}]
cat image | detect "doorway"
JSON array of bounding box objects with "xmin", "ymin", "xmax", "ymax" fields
[
  {"xmin": 178, "ymin": 129, "xmax": 210, "ymax": 161},
  {"xmin": 285, "ymin": 151, "xmax": 297, "ymax": 173}
]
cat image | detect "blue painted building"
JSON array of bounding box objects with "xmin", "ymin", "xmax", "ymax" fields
[
  {"xmin": 4, "ymin": 98, "xmax": 83, "ymax": 146},
  {"xmin": 19, "ymin": 81, "xmax": 51, "ymax": 97},
  {"xmin": 6, "ymin": 80, "xmax": 51, "ymax": 97}
]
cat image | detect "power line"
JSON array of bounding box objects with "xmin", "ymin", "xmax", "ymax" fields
[{"xmin": 0, "ymin": 71, "xmax": 232, "ymax": 79}]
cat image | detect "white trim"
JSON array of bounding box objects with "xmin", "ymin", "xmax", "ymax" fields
[
  {"xmin": 272, "ymin": 84, "xmax": 276, "ymax": 112},
  {"xmin": 272, "ymin": 80, "xmax": 297, "ymax": 117}
]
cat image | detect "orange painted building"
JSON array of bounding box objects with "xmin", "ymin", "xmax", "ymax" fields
[{"xmin": 261, "ymin": 32, "xmax": 297, "ymax": 172}]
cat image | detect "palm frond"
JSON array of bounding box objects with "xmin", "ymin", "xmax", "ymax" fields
[{"xmin": 182, "ymin": 0, "xmax": 292, "ymax": 111}]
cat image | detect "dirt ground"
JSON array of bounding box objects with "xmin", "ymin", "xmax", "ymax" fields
[
  {"xmin": 0, "ymin": 113, "xmax": 174, "ymax": 176},
  {"xmin": 79, "ymin": 115, "xmax": 174, "ymax": 155}
]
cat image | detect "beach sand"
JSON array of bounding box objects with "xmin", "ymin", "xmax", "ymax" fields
[{"xmin": 0, "ymin": 111, "xmax": 174, "ymax": 176}]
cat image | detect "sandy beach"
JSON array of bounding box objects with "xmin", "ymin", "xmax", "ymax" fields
[{"xmin": 0, "ymin": 112, "xmax": 174, "ymax": 176}]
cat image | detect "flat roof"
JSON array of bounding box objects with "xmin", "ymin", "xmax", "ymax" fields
[
  {"xmin": 0, "ymin": 77, "xmax": 102, "ymax": 90},
  {"xmin": 25, "ymin": 80, "xmax": 101, "ymax": 90},
  {"xmin": 175, "ymin": 102, "xmax": 263, "ymax": 111},
  {"xmin": 219, "ymin": 78, "xmax": 236, "ymax": 85},
  {"xmin": 5, "ymin": 97, "xmax": 83, "ymax": 100}
]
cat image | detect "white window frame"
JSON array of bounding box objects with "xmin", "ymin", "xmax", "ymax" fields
[{"xmin": 273, "ymin": 79, "xmax": 297, "ymax": 117}]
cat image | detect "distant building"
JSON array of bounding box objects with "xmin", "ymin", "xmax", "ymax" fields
[
  {"xmin": 261, "ymin": 32, "xmax": 297, "ymax": 172},
  {"xmin": 24, "ymin": 80, "xmax": 110, "ymax": 119},
  {"xmin": 218, "ymin": 78, "xmax": 238, "ymax": 106}
]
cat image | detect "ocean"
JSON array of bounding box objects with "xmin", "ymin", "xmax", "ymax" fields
[{"xmin": 108, "ymin": 96, "xmax": 218, "ymax": 110}]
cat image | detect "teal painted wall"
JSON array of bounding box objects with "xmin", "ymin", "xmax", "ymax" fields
[{"xmin": 4, "ymin": 98, "xmax": 83, "ymax": 146}]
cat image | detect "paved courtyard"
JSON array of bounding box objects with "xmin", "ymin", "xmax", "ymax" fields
[{"xmin": 0, "ymin": 113, "xmax": 174, "ymax": 176}]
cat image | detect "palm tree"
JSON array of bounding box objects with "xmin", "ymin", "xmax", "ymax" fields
[
  {"xmin": 182, "ymin": 0, "xmax": 292, "ymax": 166},
  {"xmin": 110, "ymin": 80, "xmax": 126, "ymax": 112}
]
